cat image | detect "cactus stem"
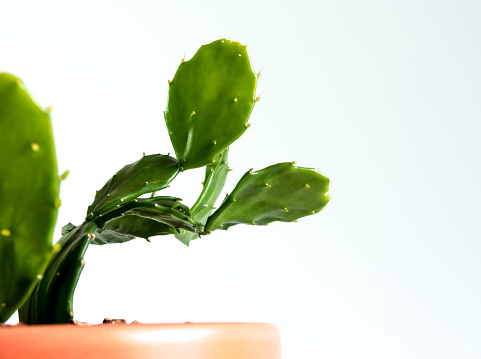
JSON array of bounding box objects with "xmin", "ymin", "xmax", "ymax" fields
[
  {"xmin": 305, "ymin": 184, "xmax": 310, "ymax": 188},
  {"xmin": 36, "ymin": 274, "xmax": 43, "ymax": 280},
  {"xmin": 1, "ymin": 229, "xmax": 11, "ymax": 237},
  {"xmin": 31, "ymin": 143, "xmax": 40, "ymax": 152}
]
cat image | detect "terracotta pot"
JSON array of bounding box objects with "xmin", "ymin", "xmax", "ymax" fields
[{"xmin": 0, "ymin": 322, "xmax": 281, "ymax": 359}]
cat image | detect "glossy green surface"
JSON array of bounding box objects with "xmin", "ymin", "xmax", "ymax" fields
[
  {"xmin": 165, "ymin": 39, "xmax": 257, "ymax": 170},
  {"xmin": 86, "ymin": 154, "xmax": 179, "ymax": 221},
  {"xmin": 204, "ymin": 163, "xmax": 330, "ymax": 232},
  {"xmin": 0, "ymin": 73, "xmax": 59, "ymax": 323},
  {"xmin": 20, "ymin": 197, "xmax": 198, "ymax": 323},
  {"xmin": 175, "ymin": 148, "xmax": 229, "ymax": 245},
  {"xmin": 19, "ymin": 221, "xmax": 97, "ymax": 324}
]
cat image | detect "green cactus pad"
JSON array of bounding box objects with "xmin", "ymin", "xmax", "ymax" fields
[
  {"xmin": 93, "ymin": 215, "xmax": 174, "ymax": 245},
  {"xmin": 95, "ymin": 197, "xmax": 198, "ymax": 231},
  {"xmin": 165, "ymin": 39, "xmax": 258, "ymax": 170},
  {"xmin": 19, "ymin": 221, "xmax": 97, "ymax": 324},
  {"xmin": 175, "ymin": 148, "xmax": 229, "ymax": 245},
  {"xmin": 204, "ymin": 162, "xmax": 330, "ymax": 233},
  {"xmin": 0, "ymin": 73, "xmax": 59, "ymax": 323},
  {"xmin": 86, "ymin": 154, "xmax": 179, "ymax": 221}
]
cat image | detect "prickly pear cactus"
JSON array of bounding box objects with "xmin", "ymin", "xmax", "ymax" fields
[
  {"xmin": 0, "ymin": 73, "xmax": 59, "ymax": 323},
  {"xmin": 204, "ymin": 163, "xmax": 330, "ymax": 233},
  {"xmin": 165, "ymin": 39, "xmax": 258, "ymax": 171},
  {"xmin": 16, "ymin": 38, "xmax": 331, "ymax": 325}
]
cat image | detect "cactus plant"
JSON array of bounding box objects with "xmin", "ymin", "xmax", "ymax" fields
[
  {"xmin": 0, "ymin": 73, "xmax": 60, "ymax": 323},
  {"xmin": 0, "ymin": 38, "xmax": 330, "ymax": 325}
]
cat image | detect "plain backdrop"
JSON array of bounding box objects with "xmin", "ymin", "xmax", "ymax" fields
[{"xmin": 2, "ymin": 0, "xmax": 480, "ymax": 358}]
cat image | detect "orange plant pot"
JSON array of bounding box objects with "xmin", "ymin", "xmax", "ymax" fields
[{"xmin": 0, "ymin": 322, "xmax": 281, "ymax": 359}]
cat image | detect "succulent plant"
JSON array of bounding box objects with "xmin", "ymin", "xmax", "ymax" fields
[{"xmin": 0, "ymin": 38, "xmax": 330, "ymax": 325}]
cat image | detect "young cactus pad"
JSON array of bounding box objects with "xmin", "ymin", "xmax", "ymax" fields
[
  {"xmin": 205, "ymin": 163, "xmax": 330, "ymax": 232},
  {"xmin": 86, "ymin": 154, "xmax": 179, "ymax": 221},
  {"xmin": 0, "ymin": 73, "xmax": 59, "ymax": 323},
  {"xmin": 165, "ymin": 39, "xmax": 257, "ymax": 171}
]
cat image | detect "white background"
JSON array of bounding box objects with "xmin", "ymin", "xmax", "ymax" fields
[{"xmin": 2, "ymin": 0, "xmax": 481, "ymax": 358}]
